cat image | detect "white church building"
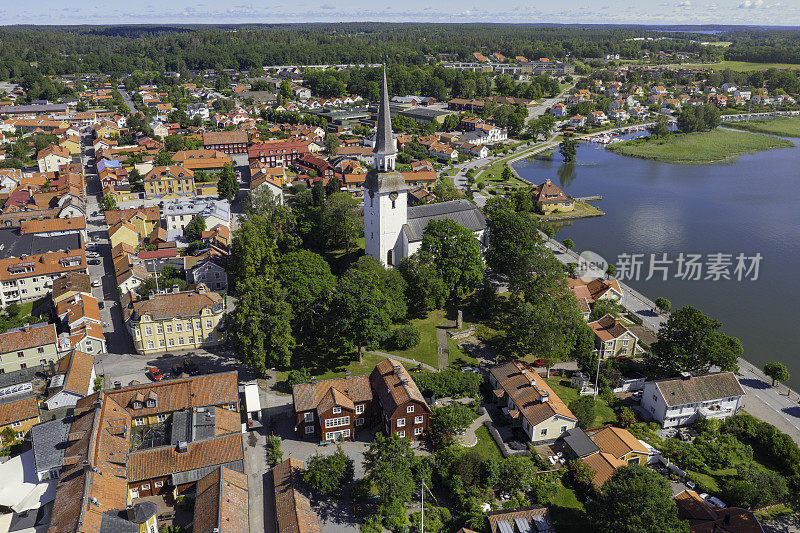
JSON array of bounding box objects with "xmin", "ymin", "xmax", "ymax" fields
[{"xmin": 364, "ymin": 70, "xmax": 488, "ymax": 267}]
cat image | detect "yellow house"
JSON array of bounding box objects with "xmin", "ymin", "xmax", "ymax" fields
[
  {"xmin": 59, "ymin": 135, "xmax": 82, "ymax": 155},
  {"xmin": 532, "ymin": 179, "xmax": 574, "ymax": 214},
  {"xmin": 589, "ymin": 426, "xmax": 651, "ymax": 466},
  {"xmin": 109, "ymin": 220, "xmax": 140, "ymax": 249},
  {"xmin": 103, "ymin": 184, "xmax": 142, "ymax": 203},
  {"xmin": 122, "ymin": 284, "xmax": 226, "ymax": 355},
  {"xmin": 0, "ymin": 395, "xmax": 40, "ymax": 443},
  {"xmin": 0, "ymin": 323, "xmax": 60, "ymax": 374},
  {"xmin": 143, "ymin": 166, "xmax": 195, "ymax": 200},
  {"xmin": 194, "ymin": 181, "xmax": 219, "ymax": 197},
  {"xmin": 588, "ymin": 314, "xmax": 640, "ymax": 359},
  {"xmin": 567, "ymin": 425, "xmax": 652, "ymax": 489}
]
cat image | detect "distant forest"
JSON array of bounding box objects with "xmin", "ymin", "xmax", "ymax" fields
[{"xmin": 0, "ymin": 24, "xmax": 797, "ymax": 79}]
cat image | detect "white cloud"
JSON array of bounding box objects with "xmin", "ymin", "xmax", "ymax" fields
[{"xmin": 676, "ymin": 0, "xmax": 691, "ymax": 5}]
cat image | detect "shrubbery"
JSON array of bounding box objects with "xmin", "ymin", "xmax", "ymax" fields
[
  {"xmin": 722, "ymin": 413, "xmax": 800, "ymax": 475},
  {"xmin": 414, "ymin": 369, "xmax": 482, "ymax": 399},
  {"xmin": 388, "ymin": 324, "xmax": 421, "ymax": 350}
]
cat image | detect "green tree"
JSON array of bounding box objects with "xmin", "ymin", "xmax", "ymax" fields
[
  {"xmin": 586, "ymin": 465, "xmax": 689, "ymax": 533},
  {"xmin": 647, "ymin": 115, "xmax": 671, "ymax": 139},
  {"xmin": 99, "ymin": 194, "xmax": 116, "ymax": 211},
  {"xmin": 183, "ymin": 215, "xmax": 206, "ymax": 243},
  {"xmin": 325, "ymin": 134, "xmax": 340, "ymax": 156},
  {"xmin": 562, "ymin": 238, "xmax": 574, "ymax": 250},
  {"xmin": 499, "ymin": 456, "xmax": 537, "ymax": 495},
  {"xmin": 304, "ymin": 447, "xmax": 354, "ymax": 499},
  {"xmin": 654, "ymin": 297, "xmax": 671, "ymax": 313},
  {"xmin": 218, "ymin": 163, "xmax": 239, "ymax": 202},
  {"xmin": 501, "ymin": 165, "xmax": 514, "ymax": 181},
  {"xmin": 764, "ymin": 361, "xmax": 790, "ymax": 387},
  {"xmin": 363, "ymin": 433, "xmax": 416, "ymax": 508},
  {"xmin": 484, "ymin": 207, "xmax": 542, "ymax": 288},
  {"xmin": 155, "ymin": 151, "xmax": 174, "ymax": 166},
  {"xmin": 228, "ymin": 276, "xmax": 295, "ymax": 375},
  {"xmin": 276, "ymin": 250, "xmax": 336, "ymax": 338},
  {"xmin": 652, "ymin": 306, "xmax": 742, "ymax": 375},
  {"xmin": 328, "ymin": 265, "xmax": 392, "ymax": 362},
  {"xmin": 396, "ymin": 253, "xmax": 447, "ymax": 316},
  {"xmin": 421, "ymin": 219, "xmax": 484, "ymax": 300},
  {"xmin": 229, "ymin": 216, "xmax": 279, "ymax": 282},
  {"xmin": 569, "ymin": 396, "xmax": 596, "ymax": 429},
  {"xmin": 589, "ymin": 298, "xmax": 620, "ymax": 322},
  {"xmin": 559, "ymin": 135, "xmax": 578, "ymax": 163},
  {"xmin": 723, "ymin": 463, "xmax": 788, "ymax": 509},
  {"xmin": 321, "ymin": 192, "xmax": 363, "ymax": 255},
  {"xmin": 429, "ymin": 404, "xmax": 475, "ymax": 447}
]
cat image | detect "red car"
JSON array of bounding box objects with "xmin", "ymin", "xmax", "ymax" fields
[
  {"xmin": 149, "ymin": 367, "xmax": 163, "ymax": 382},
  {"xmin": 532, "ymin": 359, "xmax": 546, "ymax": 367}
]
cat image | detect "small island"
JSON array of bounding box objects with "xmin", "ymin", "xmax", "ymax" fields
[
  {"xmin": 607, "ymin": 128, "xmax": 794, "ymax": 164},
  {"xmin": 607, "ymin": 103, "xmax": 795, "ymax": 164},
  {"xmin": 726, "ymin": 116, "xmax": 800, "ymax": 138}
]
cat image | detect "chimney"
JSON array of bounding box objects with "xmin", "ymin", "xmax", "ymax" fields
[
  {"xmin": 680, "ymin": 371, "xmax": 691, "ymax": 381},
  {"xmin": 310, "ymin": 376, "xmax": 317, "ymax": 385},
  {"xmin": 177, "ymin": 441, "xmax": 189, "ymax": 453},
  {"xmin": 345, "ymin": 370, "xmax": 351, "ymax": 380}
]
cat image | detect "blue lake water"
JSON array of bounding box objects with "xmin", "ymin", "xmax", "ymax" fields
[{"xmin": 513, "ymin": 134, "xmax": 800, "ymax": 388}]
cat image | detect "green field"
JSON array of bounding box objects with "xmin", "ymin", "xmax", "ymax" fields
[
  {"xmin": 726, "ymin": 117, "xmax": 800, "ymax": 138},
  {"xmin": 384, "ymin": 309, "xmax": 448, "ymax": 369},
  {"xmin": 625, "ymin": 60, "xmax": 800, "ymax": 72},
  {"xmin": 537, "ymin": 200, "xmax": 604, "ymax": 220},
  {"xmin": 472, "ymin": 425, "xmax": 504, "ymax": 462},
  {"xmin": 607, "ymin": 129, "xmax": 794, "ymax": 164}
]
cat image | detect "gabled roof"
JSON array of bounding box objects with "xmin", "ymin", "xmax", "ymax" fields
[
  {"xmin": 654, "ymin": 372, "xmax": 745, "ymax": 407},
  {"xmin": 581, "ymin": 451, "xmax": 627, "ymax": 489},
  {"xmin": 0, "ymin": 394, "xmax": 39, "ymax": 425},
  {"xmin": 532, "ymin": 179, "xmax": 570, "ymax": 205},
  {"xmin": 675, "ymin": 489, "xmax": 764, "ymax": 533},
  {"xmin": 54, "ymin": 350, "xmax": 95, "ymax": 396},
  {"xmin": 403, "ymin": 199, "xmax": 487, "ymax": 243},
  {"xmin": 194, "ymin": 466, "xmax": 249, "ymax": 533},
  {"xmin": 589, "ymin": 425, "xmax": 650, "ymax": 459},
  {"xmin": 126, "ymin": 433, "xmax": 243, "ymax": 483},
  {"xmin": 273, "ymin": 458, "xmax": 323, "ymax": 533},
  {"xmin": 0, "ymin": 323, "xmax": 58, "ymax": 356},
  {"xmin": 489, "ymin": 360, "xmax": 576, "ymax": 428},
  {"xmin": 292, "ymin": 375, "xmax": 372, "ymax": 413},
  {"xmin": 369, "ymin": 358, "xmax": 429, "ymax": 415},
  {"xmin": 588, "ymin": 314, "xmax": 635, "ymax": 342}
]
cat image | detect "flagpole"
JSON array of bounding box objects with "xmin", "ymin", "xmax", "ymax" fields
[{"xmin": 421, "ymin": 479, "xmax": 424, "ymax": 533}]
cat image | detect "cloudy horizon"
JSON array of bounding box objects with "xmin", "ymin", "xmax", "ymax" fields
[{"xmin": 3, "ymin": 0, "xmax": 800, "ymax": 27}]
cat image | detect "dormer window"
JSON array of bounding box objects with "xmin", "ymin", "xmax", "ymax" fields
[{"xmin": 133, "ymin": 401, "xmax": 142, "ymax": 410}]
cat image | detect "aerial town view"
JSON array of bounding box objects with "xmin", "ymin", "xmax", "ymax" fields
[{"xmin": 1, "ymin": 4, "xmax": 800, "ymax": 533}]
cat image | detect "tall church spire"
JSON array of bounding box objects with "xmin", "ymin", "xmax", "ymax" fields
[{"xmin": 373, "ymin": 67, "xmax": 396, "ymax": 171}]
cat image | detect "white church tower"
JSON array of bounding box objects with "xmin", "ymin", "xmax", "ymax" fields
[{"xmin": 364, "ymin": 68, "xmax": 409, "ymax": 267}]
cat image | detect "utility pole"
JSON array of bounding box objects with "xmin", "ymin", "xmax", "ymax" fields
[
  {"xmin": 593, "ymin": 348, "xmax": 602, "ymax": 400},
  {"xmin": 421, "ymin": 479, "xmax": 424, "ymax": 533}
]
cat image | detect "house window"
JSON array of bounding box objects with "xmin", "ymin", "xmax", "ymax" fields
[
  {"xmin": 332, "ymin": 407, "xmax": 341, "ymax": 414},
  {"xmin": 622, "ymin": 339, "xmax": 629, "ymax": 346},
  {"xmin": 407, "ymin": 406, "xmax": 414, "ymax": 414},
  {"xmin": 168, "ymin": 339, "xmax": 175, "ymax": 346},
  {"xmin": 147, "ymin": 341, "xmax": 154, "ymax": 349},
  {"xmin": 175, "ymin": 323, "xmax": 182, "ymax": 332},
  {"xmin": 157, "ymin": 326, "xmax": 163, "ymax": 334},
  {"xmin": 397, "ymin": 418, "xmax": 406, "ymax": 427},
  {"xmin": 157, "ymin": 414, "xmax": 167, "ymax": 422},
  {"xmin": 305, "ymin": 425, "xmax": 315, "ymax": 434},
  {"xmin": 560, "ymin": 425, "xmax": 568, "ymax": 433},
  {"xmin": 141, "ymin": 483, "xmax": 150, "ymax": 491},
  {"xmin": 17, "ymin": 351, "xmax": 23, "ymax": 358},
  {"xmin": 540, "ymin": 428, "xmax": 548, "ymax": 437},
  {"xmin": 414, "ymin": 416, "xmax": 423, "ymax": 424},
  {"xmin": 304, "ymin": 412, "xmax": 314, "ymax": 423},
  {"xmin": 16, "ymin": 431, "xmax": 24, "ymax": 439},
  {"xmin": 355, "ymin": 404, "xmax": 364, "ymax": 415},
  {"xmin": 178, "ymin": 337, "xmax": 184, "ymax": 345},
  {"xmin": 206, "ymin": 320, "xmax": 213, "ymax": 329},
  {"xmin": 145, "ymin": 327, "xmax": 152, "ymax": 336},
  {"xmin": 414, "ymin": 427, "xmax": 423, "ymax": 436},
  {"xmin": 155, "ymin": 481, "xmax": 164, "ymax": 488},
  {"xmin": 158, "ymin": 340, "xmax": 165, "ymax": 347},
  {"xmin": 165, "ymin": 325, "xmax": 172, "ymax": 333},
  {"xmin": 355, "ymin": 418, "xmax": 364, "ymax": 426},
  {"xmin": 620, "ymin": 348, "xmax": 627, "ymax": 355},
  {"xmin": 134, "ymin": 418, "xmax": 145, "ymax": 426},
  {"xmin": 11, "ymin": 421, "xmax": 21, "ymax": 428},
  {"xmin": 397, "ymin": 430, "xmax": 405, "ymax": 438},
  {"xmin": 37, "ymin": 347, "xmax": 44, "ymax": 354},
  {"xmin": 20, "ymin": 363, "xmax": 26, "ymax": 369},
  {"xmin": 324, "ymin": 417, "xmax": 350, "ymax": 428}
]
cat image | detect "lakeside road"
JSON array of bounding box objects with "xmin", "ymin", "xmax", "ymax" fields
[{"xmin": 544, "ymin": 237, "xmax": 800, "ymax": 445}]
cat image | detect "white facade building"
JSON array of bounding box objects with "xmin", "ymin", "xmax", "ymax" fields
[{"xmin": 641, "ymin": 372, "xmax": 745, "ymax": 428}]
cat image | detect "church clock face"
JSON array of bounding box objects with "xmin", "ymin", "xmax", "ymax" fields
[{"xmin": 389, "ymin": 192, "xmax": 398, "ymax": 201}]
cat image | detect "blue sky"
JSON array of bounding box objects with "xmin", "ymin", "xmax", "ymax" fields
[{"xmin": 5, "ymin": 0, "xmax": 800, "ymax": 26}]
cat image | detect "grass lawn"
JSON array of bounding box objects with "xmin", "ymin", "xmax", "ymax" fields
[
  {"xmin": 536, "ymin": 200, "xmax": 604, "ymax": 220},
  {"xmin": 274, "ymin": 352, "xmax": 421, "ymax": 390},
  {"xmin": 324, "ymin": 237, "xmax": 365, "ymax": 275},
  {"xmin": 755, "ymin": 503, "xmax": 794, "ymax": 521},
  {"xmin": 471, "ymin": 425, "xmax": 504, "ymax": 462},
  {"xmin": 384, "ymin": 309, "xmax": 447, "ymax": 369},
  {"xmin": 716, "ymin": 60, "xmax": 800, "ymax": 72},
  {"xmin": 726, "ymin": 117, "xmax": 800, "ymax": 138},
  {"xmin": 548, "ymin": 482, "xmax": 587, "ymax": 533},
  {"xmin": 607, "ymin": 129, "xmax": 794, "ymax": 164},
  {"xmin": 448, "ymin": 338, "xmax": 480, "ymax": 368},
  {"xmin": 545, "ymin": 378, "xmax": 617, "ymax": 427}
]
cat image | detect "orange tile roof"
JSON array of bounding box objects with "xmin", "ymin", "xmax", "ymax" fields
[
  {"xmin": 293, "ymin": 375, "xmax": 372, "ymax": 413},
  {"xmin": 127, "ymin": 432, "xmax": 243, "ymax": 482},
  {"xmin": 0, "ymin": 323, "xmax": 58, "ymax": 355},
  {"xmin": 57, "ymin": 293, "xmax": 102, "ymax": 326},
  {"xmin": 0, "ymin": 248, "xmax": 87, "ymax": 281},
  {"xmin": 580, "ymin": 451, "xmax": 627, "ymax": 489},
  {"xmin": 273, "ymin": 458, "xmax": 323, "ymax": 533},
  {"xmin": 588, "ymin": 314, "xmax": 633, "ymax": 342},
  {"xmin": 123, "ymin": 287, "xmax": 224, "ymax": 322},
  {"xmin": 0, "ymin": 395, "xmax": 39, "ymax": 425},
  {"xmin": 194, "ymin": 466, "xmax": 249, "ymax": 533},
  {"xmin": 489, "ymin": 360, "xmax": 576, "ymax": 427},
  {"xmin": 54, "ymin": 350, "xmax": 95, "ymax": 396},
  {"xmin": 370, "ymin": 358, "xmax": 429, "ymax": 415},
  {"xmin": 589, "ymin": 426, "xmax": 650, "ymax": 459}
]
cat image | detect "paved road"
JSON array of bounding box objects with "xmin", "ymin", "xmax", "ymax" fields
[{"xmin": 118, "ymin": 88, "xmax": 137, "ymax": 114}]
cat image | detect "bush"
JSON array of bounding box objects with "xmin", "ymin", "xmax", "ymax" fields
[
  {"xmin": 722, "ymin": 413, "xmax": 800, "ymax": 475},
  {"xmin": 414, "ymin": 369, "xmax": 481, "ymax": 400},
  {"xmin": 616, "ymin": 406, "xmax": 636, "ymax": 428},
  {"xmin": 723, "ymin": 464, "xmax": 788, "ymax": 508},
  {"xmin": 389, "ymin": 324, "xmax": 421, "ymax": 350},
  {"xmin": 662, "ymin": 439, "xmax": 705, "ymax": 471},
  {"xmin": 569, "ymin": 396, "xmax": 596, "ymax": 429},
  {"xmin": 267, "ymin": 436, "xmax": 283, "ymax": 466},
  {"xmin": 287, "ymin": 368, "xmax": 312, "ymax": 386}
]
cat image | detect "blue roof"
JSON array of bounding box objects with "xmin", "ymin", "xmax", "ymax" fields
[{"xmin": 96, "ymin": 159, "xmax": 121, "ymax": 172}]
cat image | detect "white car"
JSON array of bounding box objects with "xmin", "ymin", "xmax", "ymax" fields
[
  {"xmin": 91, "ymin": 280, "xmax": 101, "ymax": 287},
  {"xmin": 87, "ymin": 252, "xmax": 100, "ymax": 258}
]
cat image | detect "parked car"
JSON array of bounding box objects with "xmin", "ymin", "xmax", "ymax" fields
[
  {"xmin": 149, "ymin": 367, "xmax": 163, "ymax": 382},
  {"xmin": 98, "ymin": 301, "xmax": 104, "ymax": 309},
  {"xmin": 88, "ymin": 259, "xmax": 101, "ymax": 265},
  {"xmin": 91, "ymin": 280, "xmax": 101, "ymax": 287},
  {"xmin": 87, "ymin": 252, "xmax": 100, "ymax": 258},
  {"xmin": 631, "ymin": 391, "xmax": 643, "ymax": 402},
  {"xmin": 532, "ymin": 359, "xmax": 546, "ymax": 367}
]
